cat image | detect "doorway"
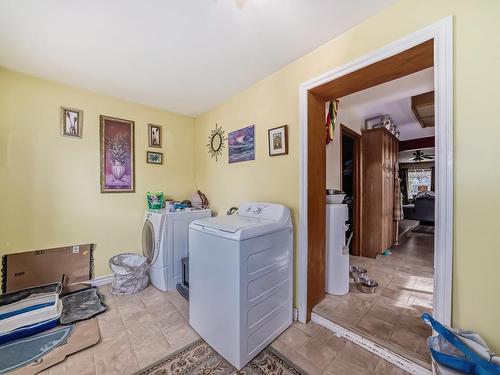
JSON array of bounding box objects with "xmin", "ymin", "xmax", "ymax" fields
[
  {"xmin": 297, "ymin": 17, "xmax": 453, "ymax": 373},
  {"xmin": 340, "ymin": 125, "xmax": 361, "ymax": 256}
]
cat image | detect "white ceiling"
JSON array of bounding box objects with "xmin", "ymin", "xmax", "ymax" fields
[
  {"xmin": 0, "ymin": 0, "xmax": 397, "ymax": 116},
  {"xmin": 339, "ymin": 68, "xmax": 435, "ymax": 141}
]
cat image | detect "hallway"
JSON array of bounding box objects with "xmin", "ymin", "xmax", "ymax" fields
[{"xmin": 314, "ymin": 231, "xmax": 434, "ymax": 367}]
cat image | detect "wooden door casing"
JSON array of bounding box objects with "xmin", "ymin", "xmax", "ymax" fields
[
  {"xmin": 306, "ymin": 92, "xmax": 326, "ymax": 320},
  {"xmin": 339, "ymin": 125, "xmax": 362, "ymax": 257},
  {"xmin": 304, "ymin": 40, "xmax": 432, "ymax": 320}
]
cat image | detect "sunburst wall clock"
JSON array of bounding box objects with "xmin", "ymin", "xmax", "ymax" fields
[{"xmin": 206, "ymin": 123, "xmax": 227, "ymax": 161}]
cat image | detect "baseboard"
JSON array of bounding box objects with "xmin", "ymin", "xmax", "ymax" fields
[
  {"xmin": 91, "ymin": 274, "xmax": 113, "ymax": 287},
  {"xmin": 311, "ymin": 312, "xmax": 432, "ymax": 375}
]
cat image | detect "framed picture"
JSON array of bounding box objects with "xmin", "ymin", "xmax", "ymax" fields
[
  {"xmin": 228, "ymin": 125, "xmax": 255, "ymax": 163},
  {"xmin": 60, "ymin": 107, "xmax": 83, "ymax": 138},
  {"xmin": 268, "ymin": 125, "xmax": 288, "ymax": 156},
  {"xmin": 100, "ymin": 115, "xmax": 135, "ymax": 193},
  {"xmin": 148, "ymin": 124, "xmax": 162, "ymax": 148},
  {"xmin": 147, "ymin": 151, "xmax": 163, "ymax": 164}
]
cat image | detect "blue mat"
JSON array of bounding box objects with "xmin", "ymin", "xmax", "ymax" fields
[{"xmin": 0, "ymin": 324, "xmax": 73, "ymax": 374}]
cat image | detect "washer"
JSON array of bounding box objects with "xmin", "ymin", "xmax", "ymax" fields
[
  {"xmin": 189, "ymin": 202, "xmax": 293, "ymax": 370},
  {"xmin": 142, "ymin": 208, "xmax": 211, "ymax": 291}
]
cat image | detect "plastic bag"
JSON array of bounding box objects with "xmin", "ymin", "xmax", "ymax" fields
[{"xmin": 422, "ymin": 313, "xmax": 500, "ymax": 375}]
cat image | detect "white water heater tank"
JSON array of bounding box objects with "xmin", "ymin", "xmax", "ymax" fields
[{"xmin": 326, "ymin": 203, "xmax": 349, "ymax": 295}]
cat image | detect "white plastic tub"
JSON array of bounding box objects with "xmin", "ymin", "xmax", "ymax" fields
[{"xmin": 326, "ymin": 194, "xmax": 346, "ymax": 204}]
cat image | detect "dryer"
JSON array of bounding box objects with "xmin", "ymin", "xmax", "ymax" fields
[
  {"xmin": 189, "ymin": 202, "xmax": 293, "ymax": 369},
  {"xmin": 142, "ymin": 208, "xmax": 211, "ymax": 291}
]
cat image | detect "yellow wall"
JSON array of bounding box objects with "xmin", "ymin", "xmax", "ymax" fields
[
  {"xmin": 194, "ymin": 0, "xmax": 500, "ymax": 349},
  {"xmin": 1, "ymin": 0, "xmax": 499, "ymax": 350},
  {"xmin": 0, "ymin": 68, "xmax": 196, "ymax": 277}
]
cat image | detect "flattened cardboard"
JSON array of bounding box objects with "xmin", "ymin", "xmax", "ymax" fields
[
  {"xmin": 2, "ymin": 244, "xmax": 94, "ymax": 294},
  {"xmin": 11, "ymin": 318, "xmax": 100, "ymax": 375}
]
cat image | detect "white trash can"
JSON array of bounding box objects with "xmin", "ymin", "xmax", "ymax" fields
[{"xmin": 109, "ymin": 253, "xmax": 149, "ymax": 295}]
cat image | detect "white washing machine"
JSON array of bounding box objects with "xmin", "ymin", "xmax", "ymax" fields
[
  {"xmin": 142, "ymin": 208, "xmax": 211, "ymax": 291},
  {"xmin": 189, "ymin": 202, "xmax": 293, "ymax": 370}
]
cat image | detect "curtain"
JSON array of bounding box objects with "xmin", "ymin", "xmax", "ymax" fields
[
  {"xmin": 399, "ymin": 168, "xmax": 409, "ymax": 204},
  {"xmin": 431, "ymin": 166, "xmax": 435, "ymax": 191},
  {"xmin": 394, "ymin": 176, "xmax": 403, "ymax": 221},
  {"xmin": 325, "ymin": 100, "xmax": 338, "ymax": 145}
]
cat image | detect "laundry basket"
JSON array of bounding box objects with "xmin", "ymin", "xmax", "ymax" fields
[{"xmin": 109, "ymin": 253, "xmax": 149, "ymax": 295}]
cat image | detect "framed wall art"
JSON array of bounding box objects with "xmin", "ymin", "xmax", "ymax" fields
[
  {"xmin": 268, "ymin": 125, "xmax": 288, "ymax": 156},
  {"xmin": 60, "ymin": 107, "xmax": 83, "ymax": 138},
  {"xmin": 148, "ymin": 124, "xmax": 162, "ymax": 148},
  {"xmin": 100, "ymin": 115, "xmax": 135, "ymax": 193},
  {"xmin": 228, "ymin": 125, "xmax": 255, "ymax": 163},
  {"xmin": 147, "ymin": 151, "xmax": 163, "ymax": 164}
]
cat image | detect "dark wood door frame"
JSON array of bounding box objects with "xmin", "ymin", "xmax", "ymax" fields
[
  {"xmin": 306, "ymin": 92, "xmax": 327, "ymax": 320},
  {"xmin": 305, "ymin": 40, "xmax": 434, "ymax": 320},
  {"xmin": 339, "ymin": 124, "xmax": 362, "ymax": 257}
]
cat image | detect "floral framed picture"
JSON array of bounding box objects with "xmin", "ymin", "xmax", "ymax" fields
[
  {"xmin": 147, "ymin": 151, "xmax": 163, "ymax": 165},
  {"xmin": 100, "ymin": 115, "xmax": 135, "ymax": 193},
  {"xmin": 60, "ymin": 107, "xmax": 83, "ymax": 138},
  {"xmin": 148, "ymin": 124, "xmax": 162, "ymax": 148},
  {"xmin": 268, "ymin": 125, "xmax": 288, "ymax": 156}
]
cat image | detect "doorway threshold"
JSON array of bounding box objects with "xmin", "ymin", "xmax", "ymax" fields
[{"xmin": 311, "ymin": 312, "xmax": 432, "ymax": 375}]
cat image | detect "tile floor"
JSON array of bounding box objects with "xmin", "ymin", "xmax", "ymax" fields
[
  {"xmin": 37, "ymin": 284, "xmax": 411, "ymax": 375},
  {"xmin": 313, "ymin": 231, "xmax": 434, "ymax": 367},
  {"xmin": 271, "ymin": 321, "xmax": 409, "ymax": 375},
  {"xmin": 40, "ymin": 284, "xmax": 198, "ymax": 375}
]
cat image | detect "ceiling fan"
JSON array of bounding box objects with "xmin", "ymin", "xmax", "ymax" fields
[{"xmin": 411, "ymin": 150, "xmax": 434, "ymax": 161}]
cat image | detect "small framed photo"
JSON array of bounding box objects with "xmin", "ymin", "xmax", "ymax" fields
[
  {"xmin": 268, "ymin": 125, "xmax": 288, "ymax": 156},
  {"xmin": 60, "ymin": 107, "xmax": 83, "ymax": 138},
  {"xmin": 148, "ymin": 124, "xmax": 162, "ymax": 148},
  {"xmin": 147, "ymin": 151, "xmax": 163, "ymax": 164}
]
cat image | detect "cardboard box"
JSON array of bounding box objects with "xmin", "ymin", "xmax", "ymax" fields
[{"xmin": 1, "ymin": 244, "xmax": 94, "ymax": 294}]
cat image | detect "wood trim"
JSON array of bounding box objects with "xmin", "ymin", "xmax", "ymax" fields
[
  {"xmin": 299, "ymin": 18, "xmax": 453, "ymax": 326},
  {"xmin": 306, "ymin": 92, "xmax": 326, "ymax": 320},
  {"xmin": 310, "ymin": 40, "xmax": 433, "ymax": 101},
  {"xmin": 411, "ymin": 91, "xmax": 435, "ymax": 128},
  {"xmin": 399, "ymin": 136, "xmax": 435, "ymax": 151},
  {"xmin": 339, "ymin": 124, "xmax": 362, "ymax": 256},
  {"xmin": 305, "ymin": 40, "xmax": 432, "ymax": 319}
]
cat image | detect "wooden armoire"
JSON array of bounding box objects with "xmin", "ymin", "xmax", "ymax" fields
[{"xmin": 361, "ymin": 127, "xmax": 399, "ymax": 258}]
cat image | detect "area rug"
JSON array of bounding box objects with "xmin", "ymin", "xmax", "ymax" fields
[
  {"xmin": 412, "ymin": 225, "xmax": 435, "ymax": 235},
  {"xmin": 134, "ymin": 339, "xmax": 305, "ymax": 375}
]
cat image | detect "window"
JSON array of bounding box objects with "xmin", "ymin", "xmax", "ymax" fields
[{"xmin": 408, "ymin": 169, "xmax": 432, "ymax": 198}]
